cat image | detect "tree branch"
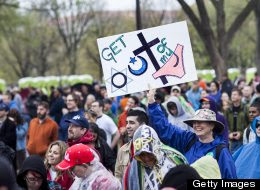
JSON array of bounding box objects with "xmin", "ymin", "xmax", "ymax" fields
[
  {"xmin": 225, "ymin": 0, "xmax": 257, "ymax": 45},
  {"xmin": 176, "ymin": 0, "xmax": 203, "ymax": 38}
]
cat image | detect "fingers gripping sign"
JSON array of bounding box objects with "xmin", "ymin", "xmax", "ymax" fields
[{"xmin": 147, "ymin": 84, "xmax": 156, "ymax": 104}]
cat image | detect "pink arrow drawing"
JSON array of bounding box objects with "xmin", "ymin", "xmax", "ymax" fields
[{"xmin": 152, "ymin": 44, "xmax": 185, "ymax": 79}]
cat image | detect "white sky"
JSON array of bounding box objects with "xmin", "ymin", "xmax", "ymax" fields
[{"xmin": 19, "ymin": 0, "xmax": 195, "ymax": 11}]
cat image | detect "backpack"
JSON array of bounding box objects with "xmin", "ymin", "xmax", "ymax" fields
[{"xmin": 184, "ymin": 137, "xmax": 226, "ymax": 161}]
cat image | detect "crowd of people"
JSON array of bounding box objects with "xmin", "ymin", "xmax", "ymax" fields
[{"xmin": 0, "ymin": 74, "xmax": 260, "ymax": 190}]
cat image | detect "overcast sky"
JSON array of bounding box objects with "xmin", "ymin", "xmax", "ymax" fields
[{"xmin": 19, "ymin": 0, "xmax": 195, "ymax": 11}]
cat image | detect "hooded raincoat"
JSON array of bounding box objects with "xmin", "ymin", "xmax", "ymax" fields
[
  {"xmin": 233, "ymin": 116, "xmax": 260, "ymax": 179},
  {"xmin": 123, "ymin": 125, "xmax": 187, "ymax": 190},
  {"xmin": 148, "ymin": 102, "xmax": 237, "ymax": 179},
  {"xmin": 69, "ymin": 160, "xmax": 121, "ymax": 190},
  {"xmin": 163, "ymin": 96, "xmax": 193, "ymax": 131}
]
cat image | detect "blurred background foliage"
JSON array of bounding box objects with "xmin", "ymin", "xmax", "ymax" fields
[{"xmin": 0, "ymin": 0, "xmax": 258, "ymax": 84}]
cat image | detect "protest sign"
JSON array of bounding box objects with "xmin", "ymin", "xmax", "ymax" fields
[{"xmin": 97, "ymin": 21, "xmax": 197, "ymax": 97}]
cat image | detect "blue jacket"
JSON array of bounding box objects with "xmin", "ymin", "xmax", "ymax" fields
[
  {"xmin": 16, "ymin": 122, "xmax": 28, "ymax": 151},
  {"xmin": 148, "ymin": 102, "xmax": 237, "ymax": 179},
  {"xmin": 59, "ymin": 110, "xmax": 84, "ymax": 141},
  {"xmin": 233, "ymin": 116, "xmax": 260, "ymax": 179}
]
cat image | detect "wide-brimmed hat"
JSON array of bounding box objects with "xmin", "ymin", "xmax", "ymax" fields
[{"xmin": 183, "ymin": 109, "xmax": 224, "ymax": 134}]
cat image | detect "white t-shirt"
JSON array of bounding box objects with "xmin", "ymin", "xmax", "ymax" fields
[
  {"xmin": 49, "ymin": 168, "xmax": 57, "ymax": 181},
  {"xmin": 96, "ymin": 114, "xmax": 118, "ymax": 146},
  {"xmin": 243, "ymin": 127, "xmax": 256, "ymax": 144}
]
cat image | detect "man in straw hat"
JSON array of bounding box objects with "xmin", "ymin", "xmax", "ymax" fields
[{"xmin": 147, "ymin": 88, "xmax": 237, "ymax": 179}]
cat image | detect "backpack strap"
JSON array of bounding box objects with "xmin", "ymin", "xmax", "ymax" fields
[
  {"xmin": 215, "ymin": 144, "xmax": 226, "ymax": 161},
  {"xmin": 184, "ymin": 136, "xmax": 225, "ymax": 161},
  {"xmin": 184, "ymin": 136, "xmax": 196, "ymax": 153},
  {"xmin": 246, "ymin": 127, "xmax": 251, "ymax": 143}
]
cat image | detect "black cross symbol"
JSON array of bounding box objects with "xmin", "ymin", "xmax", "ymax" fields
[{"xmin": 133, "ymin": 32, "xmax": 168, "ymax": 84}]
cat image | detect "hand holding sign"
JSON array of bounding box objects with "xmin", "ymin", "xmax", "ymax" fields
[
  {"xmin": 147, "ymin": 84, "xmax": 156, "ymax": 104},
  {"xmin": 97, "ymin": 21, "xmax": 197, "ymax": 97}
]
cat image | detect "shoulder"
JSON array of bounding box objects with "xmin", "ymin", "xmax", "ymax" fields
[
  {"xmin": 46, "ymin": 118, "xmax": 58, "ymax": 126},
  {"xmin": 119, "ymin": 142, "xmax": 131, "ymax": 153},
  {"xmin": 30, "ymin": 118, "xmax": 39, "ymax": 125}
]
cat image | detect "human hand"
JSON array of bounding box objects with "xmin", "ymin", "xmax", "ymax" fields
[
  {"xmin": 233, "ymin": 131, "xmax": 242, "ymax": 140},
  {"xmin": 147, "ymin": 84, "xmax": 156, "ymax": 104},
  {"xmin": 229, "ymin": 132, "xmax": 234, "ymax": 140},
  {"xmin": 119, "ymin": 127, "xmax": 127, "ymax": 135}
]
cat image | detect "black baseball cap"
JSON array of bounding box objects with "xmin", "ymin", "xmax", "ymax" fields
[{"xmin": 65, "ymin": 115, "xmax": 89, "ymax": 129}]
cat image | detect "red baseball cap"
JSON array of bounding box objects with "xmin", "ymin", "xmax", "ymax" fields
[{"xmin": 56, "ymin": 144, "xmax": 94, "ymax": 170}]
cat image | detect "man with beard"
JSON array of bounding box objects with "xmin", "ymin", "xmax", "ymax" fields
[
  {"xmin": 66, "ymin": 115, "xmax": 116, "ymax": 172},
  {"xmin": 26, "ymin": 101, "xmax": 58, "ymax": 157}
]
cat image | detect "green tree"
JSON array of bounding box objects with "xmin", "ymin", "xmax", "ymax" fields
[{"xmin": 177, "ymin": 0, "xmax": 257, "ymax": 79}]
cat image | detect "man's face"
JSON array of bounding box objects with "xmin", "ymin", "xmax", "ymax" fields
[
  {"xmin": 68, "ymin": 124, "xmax": 86, "ymax": 140},
  {"xmin": 66, "ymin": 95, "xmax": 78, "ymax": 111},
  {"xmin": 70, "ymin": 165, "xmax": 88, "ymax": 178},
  {"xmin": 138, "ymin": 152, "xmax": 156, "ymax": 167},
  {"xmin": 192, "ymin": 82, "xmax": 199, "ymax": 91},
  {"xmin": 104, "ymin": 103, "xmax": 111, "ymax": 112},
  {"xmin": 242, "ymin": 86, "xmax": 252, "ymax": 98},
  {"xmin": 249, "ymin": 107, "xmax": 260, "ymax": 122},
  {"xmin": 86, "ymin": 95, "xmax": 95, "ymax": 107},
  {"xmin": 210, "ymin": 82, "xmax": 218, "ymax": 92},
  {"xmin": 91, "ymin": 102, "xmax": 102, "ymax": 115},
  {"xmin": 192, "ymin": 121, "xmax": 214, "ymax": 138},
  {"xmin": 126, "ymin": 116, "xmax": 141, "ymax": 137},
  {"xmin": 201, "ymin": 101, "xmax": 211, "ymax": 109},
  {"xmin": 126, "ymin": 98, "xmax": 136, "ymax": 110},
  {"xmin": 231, "ymin": 91, "xmax": 241, "ymax": 103},
  {"xmin": 37, "ymin": 105, "xmax": 47, "ymax": 120}
]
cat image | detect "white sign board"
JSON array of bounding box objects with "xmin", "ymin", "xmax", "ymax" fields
[{"xmin": 97, "ymin": 21, "xmax": 197, "ymax": 97}]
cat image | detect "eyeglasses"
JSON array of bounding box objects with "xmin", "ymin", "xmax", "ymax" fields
[
  {"xmin": 66, "ymin": 99, "xmax": 75, "ymax": 102},
  {"xmin": 25, "ymin": 176, "xmax": 43, "ymax": 183}
]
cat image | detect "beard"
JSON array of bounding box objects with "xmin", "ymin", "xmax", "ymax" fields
[{"xmin": 37, "ymin": 113, "xmax": 47, "ymax": 120}]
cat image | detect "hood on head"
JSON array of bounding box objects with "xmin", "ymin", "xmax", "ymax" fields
[
  {"xmin": 200, "ymin": 96, "xmax": 217, "ymax": 113},
  {"xmin": 17, "ymin": 155, "xmax": 49, "ymax": 189},
  {"xmin": 132, "ymin": 125, "xmax": 161, "ymax": 164},
  {"xmin": 164, "ymin": 96, "xmax": 185, "ymax": 117}
]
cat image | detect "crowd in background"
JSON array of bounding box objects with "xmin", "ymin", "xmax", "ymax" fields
[{"xmin": 0, "ymin": 73, "xmax": 259, "ymax": 190}]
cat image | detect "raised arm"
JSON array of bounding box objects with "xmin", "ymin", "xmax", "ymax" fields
[{"xmin": 147, "ymin": 89, "xmax": 195, "ymax": 153}]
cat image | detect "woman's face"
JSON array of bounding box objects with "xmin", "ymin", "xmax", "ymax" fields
[
  {"xmin": 88, "ymin": 128, "xmax": 98, "ymax": 141},
  {"xmin": 24, "ymin": 171, "xmax": 43, "ymax": 190},
  {"xmin": 221, "ymin": 92, "xmax": 229, "ymax": 102},
  {"xmin": 47, "ymin": 145, "xmax": 61, "ymax": 166}
]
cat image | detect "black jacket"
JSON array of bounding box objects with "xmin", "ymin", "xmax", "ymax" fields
[
  {"xmin": 95, "ymin": 137, "xmax": 116, "ymax": 173},
  {"xmin": 0, "ymin": 118, "xmax": 16, "ymax": 150}
]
